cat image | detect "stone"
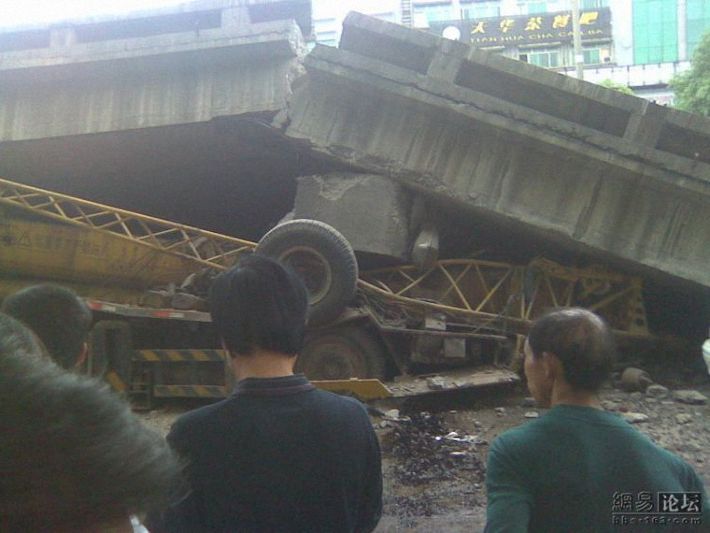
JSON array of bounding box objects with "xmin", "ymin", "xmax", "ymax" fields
[
  {"xmin": 675, "ymin": 413, "xmax": 693, "ymax": 424},
  {"xmin": 644, "ymin": 397, "xmax": 657, "ymax": 403},
  {"xmin": 524, "ymin": 411, "xmax": 539, "ymax": 419},
  {"xmin": 384, "ymin": 409, "xmax": 400, "ymax": 420},
  {"xmin": 620, "ymin": 367, "xmax": 654, "ymax": 392},
  {"xmin": 645, "ymin": 384, "xmax": 670, "ymax": 399},
  {"xmin": 673, "ymin": 390, "xmax": 708, "ymax": 405},
  {"xmin": 495, "ymin": 407, "xmax": 506, "ymax": 416},
  {"xmin": 520, "ymin": 397, "xmax": 536, "ymax": 408},
  {"xmin": 629, "ymin": 392, "xmax": 643, "ymax": 400},
  {"xmin": 622, "ymin": 412, "xmax": 649, "ymax": 424},
  {"xmin": 426, "ymin": 376, "xmax": 446, "ymax": 390}
]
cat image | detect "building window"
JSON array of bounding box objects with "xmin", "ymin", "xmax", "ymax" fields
[
  {"xmin": 633, "ymin": 0, "xmax": 678, "ymax": 64},
  {"xmin": 581, "ymin": 0, "xmax": 608, "ymax": 8},
  {"xmin": 416, "ymin": 4, "xmax": 455, "ymax": 23},
  {"xmin": 687, "ymin": 0, "xmax": 710, "ymax": 57},
  {"xmin": 461, "ymin": 1, "xmax": 501, "ymax": 20},
  {"xmin": 528, "ymin": 48, "xmax": 561, "ymax": 67},
  {"xmin": 526, "ymin": 2, "xmax": 548, "ymax": 14},
  {"xmin": 583, "ymin": 47, "xmax": 602, "ymax": 64},
  {"xmin": 315, "ymin": 30, "xmax": 338, "ymax": 46}
]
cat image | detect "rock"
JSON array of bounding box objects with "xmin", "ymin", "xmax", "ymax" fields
[
  {"xmin": 644, "ymin": 397, "xmax": 657, "ymax": 403},
  {"xmin": 524, "ymin": 411, "xmax": 539, "ymax": 419},
  {"xmin": 601, "ymin": 401, "xmax": 617, "ymax": 411},
  {"xmin": 449, "ymin": 451, "xmax": 467, "ymax": 458},
  {"xmin": 520, "ymin": 397, "xmax": 536, "ymax": 408},
  {"xmin": 661, "ymin": 400, "xmax": 675, "ymax": 405},
  {"xmin": 620, "ymin": 367, "xmax": 653, "ymax": 391},
  {"xmin": 673, "ymin": 390, "xmax": 708, "ymax": 405},
  {"xmin": 645, "ymin": 384, "xmax": 670, "ymax": 399},
  {"xmin": 473, "ymin": 420, "xmax": 483, "ymax": 429},
  {"xmin": 494, "ymin": 407, "xmax": 506, "ymax": 416},
  {"xmin": 623, "ymin": 412, "xmax": 649, "ymax": 424},
  {"xmin": 675, "ymin": 413, "xmax": 693, "ymax": 424},
  {"xmin": 426, "ymin": 376, "xmax": 446, "ymax": 390},
  {"xmin": 630, "ymin": 392, "xmax": 643, "ymax": 400},
  {"xmin": 384, "ymin": 409, "xmax": 400, "ymax": 420}
]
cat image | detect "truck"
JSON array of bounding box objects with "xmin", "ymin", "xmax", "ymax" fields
[{"xmin": 0, "ymin": 175, "xmax": 652, "ymax": 406}]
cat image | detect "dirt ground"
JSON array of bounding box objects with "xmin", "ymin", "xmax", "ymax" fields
[{"xmin": 139, "ymin": 373, "xmax": 710, "ymax": 532}]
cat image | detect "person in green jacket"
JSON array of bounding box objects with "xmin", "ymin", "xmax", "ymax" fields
[{"xmin": 485, "ymin": 308, "xmax": 709, "ymax": 533}]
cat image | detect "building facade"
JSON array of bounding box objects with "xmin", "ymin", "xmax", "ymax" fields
[{"xmin": 312, "ymin": 0, "xmax": 710, "ymax": 104}]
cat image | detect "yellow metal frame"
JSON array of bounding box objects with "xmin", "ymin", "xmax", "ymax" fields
[
  {"xmin": 360, "ymin": 257, "xmax": 649, "ymax": 336},
  {"xmin": 0, "ymin": 177, "xmax": 256, "ymax": 271}
]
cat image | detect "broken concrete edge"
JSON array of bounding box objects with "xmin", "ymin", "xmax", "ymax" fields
[
  {"xmin": 276, "ymin": 90, "xmax": 710, "ymax": 289},
  {"xmin": 341, "ymin": 11, "xmax": 710, "ymax": 141},
  {"xmin": 304, "ymin": 45, "xmax": 709, "ymax": 192},
  {"xmin": 0, "ymin": 19, "xmax": 305, "ymax": 76}
]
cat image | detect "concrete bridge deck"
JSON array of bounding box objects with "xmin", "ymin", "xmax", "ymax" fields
[{"xmin": 280, "ymin": 13, "xmax": 710, "ymax": 288}]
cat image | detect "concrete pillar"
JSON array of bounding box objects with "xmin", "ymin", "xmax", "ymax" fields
[{"xmin": 293, "ymin": 173, "xmax": 413, "ymax": 261}]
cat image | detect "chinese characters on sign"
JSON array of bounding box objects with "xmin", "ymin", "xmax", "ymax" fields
[{"xmin": 430, "ymin": 8, "xmax": 611, "ymax": 47}]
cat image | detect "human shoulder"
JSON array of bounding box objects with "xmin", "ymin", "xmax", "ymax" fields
[
  {"xmin": 491, "ymin": 415, "xmax": 549, "ymax": 457},
  {"xmin": 168, "ymin": 398, "xmax": 231, "ymax": 445}
]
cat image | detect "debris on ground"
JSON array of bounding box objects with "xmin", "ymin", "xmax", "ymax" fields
[
  {"xmin": 673, "ymin": 390, "xmax": 708, "ymax": 405},
  {"xmin": 619, "ymin": 367, "xmax": 654, "ymax": 391},
  {"xmin": 622, "ymin": 412, "xmax": 650, "ymax": 424},
  {"xmin": 524, "ymin": 411, "xmax": 539, "ymax": 419},
  {"xmin": 645, "ymin": 384, "xmax": 669, "ymax": 399},
  {"xmin": 390, "ymin": 412, "xmax": 486, "ymax": 486}
]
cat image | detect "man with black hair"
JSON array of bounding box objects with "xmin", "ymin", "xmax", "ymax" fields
[
  {"xmin": 485, "ymin": 308, "xmax": 709, "ymax": 532},
  {"xmin": 0, "ymin": 312, "xmax": 180, "ymax": 532},
  {"xmin": 2, "ymin": 284, "xmax": 92, "ymax": 369},
  {"xmin": 151, "ymin": 254, "xmax": 382, "ymax": 532}
]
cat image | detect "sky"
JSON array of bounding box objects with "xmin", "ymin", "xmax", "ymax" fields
[{"xmin": 0, "ymin": 0, "xmax": 188, "ymax": 29}]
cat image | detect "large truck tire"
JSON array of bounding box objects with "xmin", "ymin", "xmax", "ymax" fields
[
  {"xmin": 297, "ymin": 326, "xmax": 387, "ymax": 381},
  {"xmin": 256, "ymin": 219, "xmax": 358, "ymax": 326}
]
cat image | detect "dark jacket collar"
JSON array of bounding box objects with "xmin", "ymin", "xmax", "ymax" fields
[{"xmin": 232, "ymin": 374, "xmax": 315, "ymax": 397}]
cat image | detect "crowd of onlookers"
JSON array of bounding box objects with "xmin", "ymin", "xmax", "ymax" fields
[{"xmin": 0, "ymin": 255, "xmax": 707, "ymax": 532}]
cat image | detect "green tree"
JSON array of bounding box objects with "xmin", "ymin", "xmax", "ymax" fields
[
  {"xmin": 598, "ymin": 79, "xmax": 635, "ymax": 95},
  {"xmin": 671, "ymin": 30, "xmax": 710, "ymax": 116}
]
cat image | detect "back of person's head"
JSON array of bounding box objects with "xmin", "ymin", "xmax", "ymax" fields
[
  {"xmin": 2, "ymin": 284, "xmax": 92, "ymax": 369},
  {"xmin": 527, "ymin": 307, "xmax": 615, "ymax": 392},
  {"xmin": 0, "ymin": 312, "xmax": 180, "ymax": 532},
  {"xmin": 209, "ymin": 254, "xmax": 309, "ymax": 356}
]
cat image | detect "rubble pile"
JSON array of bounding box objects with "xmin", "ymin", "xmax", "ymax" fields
[{"xmin": 390, "ymin": 412, "xmax": 486, "ymax": 485}]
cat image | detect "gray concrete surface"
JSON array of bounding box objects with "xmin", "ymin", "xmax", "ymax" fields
[
  {"xmin": 0, "ymin": 0, "xmax": 307, "ymax": 141},
  {"xmin": 293, "ymin": 173, "xmax": 412, "ymax": 261},
  {"xmin": 280, "ymin": 13, "xmax": 710, "ymax": 288}
]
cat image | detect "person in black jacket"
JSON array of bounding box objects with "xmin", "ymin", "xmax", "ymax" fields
[{"xmin": 150, "ymin": 254, "xmax": 383, "ymax": 533}]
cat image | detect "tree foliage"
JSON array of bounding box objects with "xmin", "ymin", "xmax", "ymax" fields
[
  {"xmin": 671, "ymin": 30, "xmax": 710, "ymax": 116},
  {"xmin": 598, "ymin": 79, "xmax": 635, "ymax": 95}
]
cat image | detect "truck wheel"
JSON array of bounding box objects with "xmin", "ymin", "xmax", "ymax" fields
[
  {"xmin": 298, "ymin": 327, "xmax": 387, "ymax": 381},
  {"xmin": 256, "ymin": 219, "xmax": 358, "ymax": 326}
]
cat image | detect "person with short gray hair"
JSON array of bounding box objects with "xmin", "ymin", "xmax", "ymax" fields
[
  {"xmin": 485, "ymin": 308, "xmax": 709, "ymax": 532},
  {"xmin": 0, "ymin": 312, "xmax": 180, "ymax": 532}
]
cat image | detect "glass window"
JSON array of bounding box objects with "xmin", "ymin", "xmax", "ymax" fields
[
  {"xmin": 581, "ymin": 0, "xmax": 608, "ymax": 8},
  {"xmin": 687, "ymin": 0, "xmax": 710, "ymax": 57},
  {"xmin": 461, "ymin": 1, "xmax": 501, "ymax": 19},
  {"xmin": 527, "ymin": 2, "xmax": 548, "ymax": 14},
  {"xmin": 528, "ymin": 48, "xmax": 560, "ymax": 67},
  {"xmin": 416, "ymin": 5, "xmax": 455, "ymax": 23},
  {"xmin": 583, "ymin": 47, "xmax": 602, "ymax": 64},
  {"xmin": 633, "ymin": 0, "xmax": 678, "ymax": 64}
]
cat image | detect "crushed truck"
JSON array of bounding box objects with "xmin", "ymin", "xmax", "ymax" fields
[{"xmin": 0, "ymin": 176, "xmax": 652, "ymax": 406}]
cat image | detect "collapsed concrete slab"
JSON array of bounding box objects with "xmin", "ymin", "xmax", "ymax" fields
[
  {"xmin": 0, "ymin": 0, "xmax": 309, "ymax": 141},
  {"xmin": 293, "ymin": 173, "xmax": 412, "ymax": 262},
  {"xmin": 279, "ymin": 12, "xmax": 710, "ymax": 289}
]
